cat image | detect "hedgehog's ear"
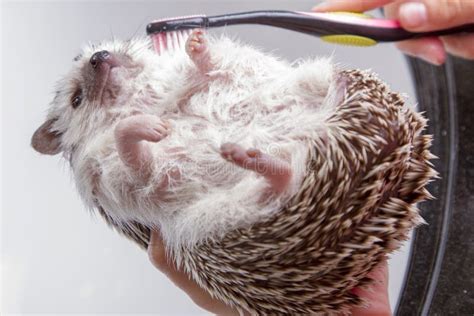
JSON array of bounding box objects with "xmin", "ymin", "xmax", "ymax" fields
[{"xmin": 31, "ymin": 118, "xmax": 62, "ymax": 155}]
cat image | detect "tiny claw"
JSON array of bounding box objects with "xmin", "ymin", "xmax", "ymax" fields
[
  {"xmin": 246, "ymin": 148, "xmax": 261, "ymax": 158},
  {"xmin": 163, "ymin": 120, "xmax": 172, "ymax": 129}
]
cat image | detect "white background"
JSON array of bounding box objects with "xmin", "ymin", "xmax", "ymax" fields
[{"xmin": 2, "ymin": 1, "xmax": 416, "ymax": 314}]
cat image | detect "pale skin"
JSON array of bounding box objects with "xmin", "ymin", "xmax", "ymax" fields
[
  {"xmin": 313, "ymin": 0, "xmax": 474, "ymax": 65},
  {"xmin": 145, "ymin": 30, "xmax": 391, "ymax": 315}
]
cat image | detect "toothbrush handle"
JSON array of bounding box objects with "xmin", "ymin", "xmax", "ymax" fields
[
  {"xmin": 207, "ymin": 11, "xmax": 474, "ymax": 42},
  {"xmin": 147, "ymin": 10, "xmax": 474, "ymax": 42}
]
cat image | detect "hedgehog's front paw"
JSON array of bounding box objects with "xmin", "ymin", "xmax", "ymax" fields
[
  {"xmin": 220, "ymin": 143, "xmax": 292, "ymax": 194},
  {"xmin": 186, "ymin": 29, "xmax": 207, "ymax": 56},
  {"xmin": 186, "ymin": 29, "xmax": 211, "ymax": 71},
  {"xmin": 115, "ymin": 115, "xmax": 171, "ymax": 172},
  {"xmin": 115, "ymin": 114, "xmax": 171, "ymax": 144}
]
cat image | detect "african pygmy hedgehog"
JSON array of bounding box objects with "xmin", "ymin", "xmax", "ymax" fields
[{"xmin": 31, "ymin": 29, "xmax": 436, "ymax": 314}]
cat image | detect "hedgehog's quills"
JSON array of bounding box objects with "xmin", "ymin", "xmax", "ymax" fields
[
  {"xmin": 32, "ymin": 31, "xmax": 436, "ymax": 315},
  {"xmin": 173, "ymin": 69, "xmax": 437, "ymax": 315}
]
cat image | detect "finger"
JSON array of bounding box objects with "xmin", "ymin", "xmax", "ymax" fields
[
  {"xmin": 312, "ymin": 0, "xmax": 396, "ymax": 13},
  {"xmin": 397, "ymin": 0, "xmax": 474, "ymax": 31},
  {"xmin": 384, "ymin": 3, "xmax": 447, "ymax": 64},
  {"xmin": 148, "ymin": 231, "xmax": 238, "ymax": 315},
  {"xmin": 351, "ymin": 260, "xmax": 391, "ymax": 316},
  {"xmin": 395, "ymin": 36, "xmax": 447, "ymax": 65},
  {"xmin": 351, "ymin": 260, "xmax": 389, "ymax": 296},
  {"xmin": 441, "ymin": 33, "xmax": 474, "ymax": 60}
]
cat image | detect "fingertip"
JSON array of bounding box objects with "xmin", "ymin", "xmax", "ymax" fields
[
  {"xmin": 147, "ymin": 230, "xmax": 167, "ymax": 267},
  {"xmin": 312, "ymin": 2, "xmax": 330, "ymax": 12},
  {"xmin": 312, "ymin": 0, "xmax": 396, "ymax": 13},
  {"xmin": 396, "ymin": 37, "xmax": 446, "ymax": 65},
  {"xmin": 418, "ymin": 46, "xmax": 447, "ymax": 66},
  {"xmin": 399, "ymin": 2, "xmax": 428, "ymax": 30}
]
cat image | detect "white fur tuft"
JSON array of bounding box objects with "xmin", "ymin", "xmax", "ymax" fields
[{"xmin": 48, "ymin": 35, "xmax": 340, "ymax": 252}]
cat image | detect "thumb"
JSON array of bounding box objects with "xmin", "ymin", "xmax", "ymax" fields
[{"xmin": 398, "ymin": 0, "xmax": 474, "ymax": 31}]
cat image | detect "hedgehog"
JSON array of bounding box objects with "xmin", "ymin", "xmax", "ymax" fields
[{"xmin": 31, "ymin": 29, "xmax": 437, "ymax": 314}]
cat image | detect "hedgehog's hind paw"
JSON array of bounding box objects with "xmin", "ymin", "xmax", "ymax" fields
[{"xmin": 220, "ymin": 143, "xmax": 292, "ymax": 194}]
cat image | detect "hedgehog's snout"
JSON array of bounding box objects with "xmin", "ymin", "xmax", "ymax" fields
[{"xmin": 90, "ymin": 50, "xmax": 120, "ymax": 69}]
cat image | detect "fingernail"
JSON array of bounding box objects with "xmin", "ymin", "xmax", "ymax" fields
[
  {"xmin": 418, "ymin": 52, "xmax": 445, "ymax": 66},
  {"xmin": 312, "ymin": 1, "xmax": 329, "ymax": 12},
  {"xmin": 399, "ymin": 2, "xmax": 428, "ymax": 29},
  {"xmin": 415, "ymin": 45, "xmax": 446, "ymax": 66}
]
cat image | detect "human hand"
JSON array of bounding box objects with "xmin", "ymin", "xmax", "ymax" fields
[
  {"xmin": 148, "ymin": 230, "xmax": 241, "ymax": 315},
  {"xmin": 313, "ymin": 0, "xmax": 474, "ymax": 65},
  {"xmin": 351, "ymin": 259, "xmax": 392, "ymax": 316},
  {"xmin": 148, "ymin": 230, "xmax": 391, "ymax": 315}
]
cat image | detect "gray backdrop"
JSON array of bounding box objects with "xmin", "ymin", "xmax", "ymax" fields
[{"xmin": 2, "ymin": 0, "xmax": 415, "ymax": 314}]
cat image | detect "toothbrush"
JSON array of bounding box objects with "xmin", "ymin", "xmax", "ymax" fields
[{"xmin": 146, "ymin": 10, "xmax": 474, "ymax": 48}]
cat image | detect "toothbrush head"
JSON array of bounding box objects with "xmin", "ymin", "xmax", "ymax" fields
[
  {"xmin": 150, "ymin": 29, "xmax": 194, "ymax": 55},
  {"xmin": 146, "ymin": 15, "xmax": 208, "ymax": 35},
  {"xmin": 147, "ymin": 15, "xmax": 207, "ymax": 55}
]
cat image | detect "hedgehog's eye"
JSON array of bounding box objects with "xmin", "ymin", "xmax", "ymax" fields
[
  {"xmin": 73, "ymin": 54, "xmax": 83, "ymax": 62},
  {"xmin": 71, "ymin": 89, "xmax": 83, "ymax": 109}
]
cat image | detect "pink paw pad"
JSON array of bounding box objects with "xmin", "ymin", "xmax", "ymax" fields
[
  {"xmin": 186, "ymin": 29, "xmax": 208, "ymax": 56},
  {"xmin": 220, "ymin": 143, "xmax": 292, "ymax": 193},
  {"xmin": 220, "ymin": 143, "xmax": 255, "ymax": 168}
]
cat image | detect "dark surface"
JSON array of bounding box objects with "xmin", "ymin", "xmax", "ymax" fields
[
  {"xmin": 397, "ymin": 57, "xmax": 474, "ymax": 315},
  {"xmin": 429, "ymin": 58, "xmax": 474, "ymax": 315}
]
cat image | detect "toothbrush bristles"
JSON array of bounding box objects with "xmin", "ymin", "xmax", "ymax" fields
[
  {"xmin": 165, "ymin": 32, "xmax": 172, "ymax": 51},
  {"xmin": 158, "ymin": 34, "xmax": 165, "ymax": 54},
  {"xmin": 177, "ymin": 32, "xmax": 181, "ymax": 48},
  {"xmin": 178, "ymin": 31, "xmax": 185, "ymax": 48},
  {"xmin": 152, "ymin": 29, "xmax": 194, "ymax": 55},
  {"xmin": 172, "ymin": 32, "xmax": 178, "ymax": 50}
]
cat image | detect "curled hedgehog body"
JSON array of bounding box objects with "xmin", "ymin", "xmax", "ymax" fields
[
  {"xmin": 101, "ymin": 69, "xmax": 436, "ymax": 315},
  {"xmin": 32, "ymin": 31, "xmax": 436, "ymax": 315},
  {"xmin": 178, "ymin": 70, "xmax": 436, "ymax": 314}
]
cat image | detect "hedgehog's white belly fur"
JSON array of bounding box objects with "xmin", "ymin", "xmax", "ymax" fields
[{"xmin": 74, "ymin": 37, "xmax": 340, "ymax": 249}]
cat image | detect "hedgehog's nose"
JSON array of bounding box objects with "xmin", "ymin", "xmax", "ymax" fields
[{"xmin": 90, "ymin": 50, "xmax": 111, "ymax": 69}]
